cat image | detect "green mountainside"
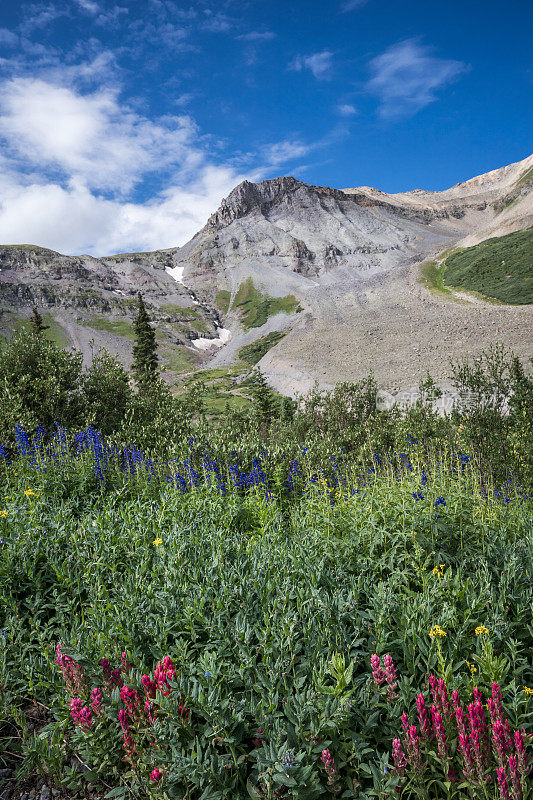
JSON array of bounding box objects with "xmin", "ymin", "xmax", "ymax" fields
[{"xmin": 444, "ymin": 228, "xmax": 533, "ymax": 304}]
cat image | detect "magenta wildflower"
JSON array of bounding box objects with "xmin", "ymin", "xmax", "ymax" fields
[
  {"xmin": 121, "ymin": 652, "xmax": 132, "ymax": 674},
  {"xmin": 430, "ymin": 706, "xmax": 447, "ymax": 758},
  {"xmin": 154, "ymin": 656, "xmax": 176, "ymax": 696},
  {"xmin": 150, "ymin": 768, "xmax": 163, "ymax": 782},
  {"xmin": 100, "ymin": 658, "xmax": 123, "ymax": 692},
  {"xmin": 141, "ymin": 673, "xmax": 157, "ymax": 698},
  {"xmin": 404, "ymin": 725, "xmax": 424, "ymax": 774},
  {"xmin": 120, "ymin": 685, "xmax": 141, "ymax": 720},
  {"xmin": 55, "ymin": 644, "xmax": 88, "ymax": 697},
  {"xmin": 392, "ymin": 738, "xmax": 407, "ymax": 775},
  {"xmin": 370, "ymin": 654, "xmax": 386, "ymax": 687},
  {"xmin": 416, "ymin": 693, "xmax": 431, "ymax": 739},
  {"xmin": 383, "ymin": 654, "xmax": 399, "ymax": 701},
  {"xmin": 320, "ymin": 748, "xmax": 340, "ymax": 791},
  {"xmin": 496, "ymin": 767, "xmax": 510, "ymax": 800},
  {"xmin": 90, "ymin": 687, "xmax": 103, "ymax": 716},
  {"xmin": 514, "ymin": 729, "xmax": 528, "ymax": 776},
  {"xmin": 252, "ymin": 728, "xmax": 265, "ymax": 747},
  {"xmin": 118, "ymin": 708, "xmax": 129, "ymax": 735},
  {"xmin": 437, "ymin": 678, "xmax": 453, "ymax": 721},
  {"xmin": 429, "ymin": 674, "xmax": 439, "ymax": 707},
  {"xmin": 145, "ymin": 699, "xmax": 155, "ymax": 725},
  {"xmin": 492, "ymin": 683, "xmax": 505, "ymax": 722},
  {"xmin": 457, "ymin": 731, "xmax": 476, "ymax": 782},
  {"xmin": 493, "ymin": 720, "xmax": 508, "ymax": 769},
  {"xmin": 507, "ymin": 755, "xmax": 522, "ymax": 800},
  {"xmin": 69, "ymin": 698, "xmax": 92, "ymax": 730}
]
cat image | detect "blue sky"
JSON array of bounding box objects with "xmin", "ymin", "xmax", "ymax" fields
[{"xmin": 0, "ymin": 0, "xmax": 531, "ymax": 255}]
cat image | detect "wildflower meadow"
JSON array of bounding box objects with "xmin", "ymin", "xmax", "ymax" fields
[{"xmin": 0, "ymin": 336, "xmax": 531, "ymax": 799}]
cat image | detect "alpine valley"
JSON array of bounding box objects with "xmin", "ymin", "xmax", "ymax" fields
[{"xmin": 1, "ymin": 153, "xmax": 532, "ymax": 398}]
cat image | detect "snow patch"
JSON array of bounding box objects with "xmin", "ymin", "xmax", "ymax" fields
[
  {"xmin": 192, "ymin": 327, "xmax": 232, "ymax": 350},
  {"xmin": 166, "ymin": 265, "xmax": 185, "ymax": 283}
]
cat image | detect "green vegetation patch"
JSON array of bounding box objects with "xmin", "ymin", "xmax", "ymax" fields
[
  {"xmin": 418, "ymin": 260, "xmax": 453, "ymax": 297},
  {"xmin": 7, "ymin": 313, "xmax": 71, "ymax": 348},
  {"xmin": 215, "ymin": 289, "xmax": 231, "ymax": 315},
  {"xmin": 232, "ymin": 278, "xmax": 301, "ymax": 329},
  {"xmin": 161, "ymin": 345, "xmax": 198, "ymax": 374},
  {"xmin": 238, "ymin": 330, "xmax": 287, "ymax": 365},
  {"xmin": 83, "ymin": 317, "xmax": 135, "ymax": 340},
  {"xmin": 443, "ymin": 228, "xmax": 533, "ymax": 304}
]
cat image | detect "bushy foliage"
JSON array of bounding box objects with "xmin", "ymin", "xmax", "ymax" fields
[{"xmin": 0, "ymin": 329, "xmax": 83, "ymax": 435}]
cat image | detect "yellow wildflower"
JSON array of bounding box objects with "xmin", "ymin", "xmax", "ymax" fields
[
  {"xmin": 524, "ymin": 686, "xmax": 533, "ymax": 697},
  {"xmin": 467, "ymin": 661, "xmax": 477, "ymax": 675},
  {"xmin": 0, "ymin": 510, "xmax": 7, "ymax": 518},
  {"xmin": 24, "ymin": 489, "xmax": 38, "ymax": 497},
  {"xmin": 152, "ymin": 537, "xmax": 163, "ymax": 548},
  {"xmin": 475, "ymin": 625, "xmax": 489, "ymax": 636},
  {"xmin": 429, "ymin": 625, "xmax": 446, "ymax": 638}
]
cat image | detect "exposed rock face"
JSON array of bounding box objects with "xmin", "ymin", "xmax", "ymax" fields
[
  {"xmin": 173, "ymin": 160, "xmax": 533, "ymax": 300},
  {"xmin": 177, "ymin": 154, "xmax": 533, "ymax": 394},
  {"xmin": 0, "ymin": 245, "xmax": 221, "ymax": 377}
]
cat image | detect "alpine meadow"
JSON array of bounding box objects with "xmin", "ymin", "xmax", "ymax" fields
[{"xmin": 0, "ymin": 0, "xmax": 532, "ymax": 798}]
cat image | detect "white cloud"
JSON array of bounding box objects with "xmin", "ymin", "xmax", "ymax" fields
[
  {"xmin": 237, "ymin": 31, "xmax": 275, "ymax": 41},
  {"xmin": 337, "ymin": 103, "xmax": 357, "ymax": 116},
  {"xmin": 0, "ymin": 165, "xmax": 249, "ymax": 255},
  {"xmin": 18, "ymin": 3, "xmax": 67, "ymax": 36},
  {"xmin": 261, "ymin": 139, "xmax": 316, "ymax": 166},
  {"xmin": 0, "ymin": 75, "xmax": 328, "ymax": 255},
  {"xmin": 76, "ymin": 0, "xmax": 100, "ymax": 14},
  {"xmin": 0, "ymin": 28, "xmax": 19, "ymax": 47},
  {"xmin": 0, "ymin": 78, "xmax": 201, "ymax": 193},
  {"xmin": 289, "ymin": 50, "xmax": 334, "ymax": 80},
  {"xmin": 340, "ymin": 0, "xmax": 368, "ymax": 11},
  {"xmin": 367, "ymin": 39, "xmax": 467, "ymax": 119}
]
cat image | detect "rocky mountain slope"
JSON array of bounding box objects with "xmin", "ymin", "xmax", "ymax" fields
[
  {"xmin": 0, "ymin": 245, "xmax": 224, "ymax": 379},
  {"xmin": 1, "ymin": 153, "xmax": 531, "ymax": 395}
]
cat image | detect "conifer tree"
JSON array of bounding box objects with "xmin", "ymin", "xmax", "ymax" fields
[
  {"xmin": 249, "ymin": 369, "xmax": 277, "ymax": 422},
  {"xmin": 30, "ymin": 307, "xmax": 49, "ymax": 335},
  {"xmin": 132, "ymin": 293, "xmax": 159, "ymax": 390}
]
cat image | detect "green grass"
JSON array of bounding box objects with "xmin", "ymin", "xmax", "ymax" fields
[
  {"xmin": 82, "ymin": 317, "xmax": 136, "ymax": 339},
  {"xmin": 161, "ymin": 346, "xmax": 198, "ymax": 374},
  {"xmin": 237, "ymin": 330, "xmax": 287, "ymax": 364},
  {"xmin": 215, "ymin": 289, "xmax": 231, "ymax": 315},
  {"xmin": 6, "ymin": 313, "xmax": 71, "ymax": 348},
  {"xmin": 418, "ymin": 260, "xmax": 453, "ymax": 297},
  {"xmin": 232, "ymin": 278, "xmax": 301, "ymax": 329},
  {"xmin": 443, "ymin": 227, "xmax": 533, "ymax": 304}
]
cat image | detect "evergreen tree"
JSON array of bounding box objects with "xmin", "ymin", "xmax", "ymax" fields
[
  {"xmin": 132, "ymin": 293, "xmax": 159, "ymax": 389},
  {"xmin": 30, "ymin": 307, "xmax": 49, "ymax": 335},
  {"xmin": 249, "ymin": 369, "xmax": 277, "ymax": 422}
]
